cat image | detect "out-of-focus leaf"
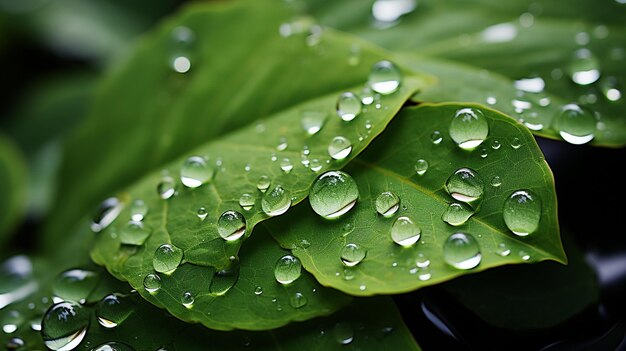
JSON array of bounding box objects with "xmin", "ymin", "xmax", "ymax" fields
[{"xmin": 0, "ymin": 135, "xmax": 27, "ymax": 245}]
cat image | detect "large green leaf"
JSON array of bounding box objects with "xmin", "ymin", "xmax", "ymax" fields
[
  {"xmin": 268, "ymin": 102, "xmax": 565, "ymax": 295},
  {"xmin": 0, "ymin": 135, "xmax": 27, "ymax": 245}
]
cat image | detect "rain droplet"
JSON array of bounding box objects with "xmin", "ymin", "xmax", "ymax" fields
[
  {"xmin": 495, "ymin": 243, "xmax": 511, "ymax": 257},
  {"xmin": 491, "ymin": 139, "xmax": 501, "ymax": 150},
  {"xmin": 41, "ymin": 301, "xmax": 89, "ymax": 351},
  {"xmin": 51, "ymin": 269, "xmax": 99, "ymax": 304},
  {"xmin": 254, "ymin": 286, "xmax": 263, "ymax": 295},
  {"xmin": 414, "ymin": 159, "xmax": 429, "ymax": 175},
  {"xmin": 310, "ymin": 159, "xmax": 322, "ymax": 172},
  {"xmin": 143, "ymin": 273, "xmax": 161, "ymax": 293},
  {"xmin": 91, "ymin": 197, "xmax": 123, "ymax": 232},
  {"xmin": 430, "ymin": 130, "xmax": 443, "ymax": 144},
  {"xmin": 309, "ymin": 171, "xmax": 359, "ymax": 219},
  {"xmin": 157, "ymin": 176, "xmax": 176, "ymax": 199},
  {"xmin": 368, "ymin": 60, "xmax": 402, "ymax": 95},
  {"xmin": 262, "ymin": 185, "xmax": 292, "ymax": 216},
  {"xmin": 197, "ymin": 207, "xmax": 208, "ymax": 221},
  {"xmin": 93, "ymin": 342, "xmax": 135, "ymax": 351},
  {"xmin": 480, "ymin": 148, "xmax": 488, "ymax": 158},
  {"xmin": 445, "ymin": 168, "xmax": 484, "ymax": 204},
  {"xmin": 375, "ymin": 191, "xmax": 400, "ymax": 217},
  {"xmin": 333, "ymin": 322, "xmax": 354, "ymax": 345},
  {"xmin": 239, "ymin": 194, "xmax": 255, "ymax": 211},
  {"xmin": 486, "ymin": 96, "xmax": 497, "ymax": 105},
  {"xmin": 490, "ymin": 176, "xmax": 502, "ymax": 187},
  {"xmin": 301, "ymin": 110, "xmax": 328, "ymax": 135},
  {"xmin": 180, "ymin": 156, "xmax": 214, "ymax": 188},
  {"xmin": 391, "ymin": 216, "xmax": 421, "ymax": 247},
  {"xmin": 280, "ymin": 158, "xmax": 293, "ymax": 173},
  {"xmin": 328, "ymin": 136, "xmax": 352, "ymax": 160},
  {"xmin": 336, "ymin": 92, "xmax": 362, "ymax": 122},
  {"xmin": 210, "ymin": 259, "xmax": 240, "ymax": 296},
  {"xmin": 340, "ymin": 244, "xmax": 367, "ymax": 267},
  {"xmin": 289, "ymin": 292, "xmax": 307, "ymax": 309},
  {"xmin": 130, "ymin": 200, "xmax": 148, "ymax": 221},
  {"xmin": 442, "ymin": 203, "xmax": 474, "ymax": 226},
  {"xmin": 568, "ymin": 48, "xmax": 601, "ymax": 85},
  {"xmin": 449, "ymin": 107, "xmax": 489, "ymax": 150},
  {"xmin": 218, "ymin": 210, "xmax": 247, "ymax": 241},
  {"xmin": 503, "ymin": 189, "xmax": 542, "ymax": 236},
  {"xmin": 510, "ymin": 137, "xmax": 522, "ymax": 149},
  {"xmin": 96, "ymin": 293, "xmax": 133, "ymax": 329},
  {"xmin": 120, "ymin": 221, "xmax": 152, "ymax": 245},
  {"xmin": 443, "ymin": 233, "xmax": 482, "ymax": 269},
  {"xmin": 416, "ymin": 253, "xmax": 430, "ymax": 268},
  {"xmin": 553, "ymin": 103, "xmax": 596, "ymax": 144},
  {"xmin": 153, "ymin": 244, "xmax": 183, "ymax": 274},
  {"xmin": 257, "ymin": 176, "xmax": 271, "ymax": 192},
  {"xmin": 181, "ymin": 292, "xmax": 194, "ymax": 308},
  {"xmin": 519, "ymin": 250, "xmax": 531, "ymax": 261},
  {"xmin": 274, "ymin": 255, "xmax": 302, "ymax": 285}
]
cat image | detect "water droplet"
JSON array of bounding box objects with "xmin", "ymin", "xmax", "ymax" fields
[
  {"xmin": 514, "ymin": 77, "xmax": 545, "ymax": 93},
  {"xmin": 328, "ymin": 136, "xmax": 352, "ymax": 160},
  {"xmin": 418, "ymin": 267, "xmax": 432, "ymax": 281},
  {"xmin": 372, "ymin": 0, "xmax": 416, "ymax": 23},
  {"xmin": 340, "ymin": 244, "xmax": 367, "ymax": 267},
  {"xmin": 310, "ymin": 159, "xmax": 322, "ymax": 172},
  {"xmin": 486, "ymin": 96, "xmax": 497, "ymax": 105},
  {"xmin": 568, "ymin": 49, "xmax": 601, "ymax": 85},
  {"xmin": 600, "ymin": 77, "xmax": 622, "ymax": 102},
  {"xmin": 519, "ymin": 250, "xmax": 531, "ymax": 261},
  {"xmin": 416, "ymin": 253, "xmax": 430, "ymax": 268},
  {"xmin": 490, "ymin": 176, "xmax": 502, "ymax": 187},
  {"xmin": 180, "ymin": 156, "xmax": 214, "ymax": 188},
  {"xmin": 120, "ymin": 221, "xmax": 152, "ymax": 245},
  {"xmin": 157, "ymin": 176, "xmax": 176, "ymax": 199},
  {"xmin": 91, "ymin": 197, "xmax": 123, "ymax": 232},
  {"xmin": 1, "ymin": 310, "xmax": 22, "ymax": 333},
  {"xmin": 449, "ymin": 108, "xmax": 489, "ymax": 150},
  {"xmin": 443, "ymin": 233, "xmax": 482, "ymax": 269},
  {"xmin": 254, "ymin": 286, "xmax": 263, "ymax": 295},
  {"xmin": 6, "ymin": 337, "xmax": 24, "ymax": 350},
  {"xmin": 41, "ymin": 301, "xmax": 89, "ymax": 351},
  {"xmin": 51, "ymin": 269, "xmax": 99, "ymax": 304},
  {"xmin": 368, "ymin": 60, "xmax": 402, "ymax": 95},
  {"xmin": 153, "ymin": 244, "xmax": 183, "ymax": 274},
  {"xmin": 289, "ymin": 292, "xmax": 307, "ymax": 309},
  {"xmin": 414, "ymin": 159, "xmax": 429, "ymax": 175},
  {"xmin": 495, "ymin": 243, "xmax": 511, "ymax": 257},
  {"xmin": 262, "ymin": 185, "xmax": 292, "ymax": 216},
  {"xmin": 336, "ymin": 92, "xmax": 362, "ymax": 121},
  {"xmin": 442, "ymin": 203, "xmax": 474, "ymax": 226},
  {"xmin": 491, "ymin": 139, "xmax": 501, "ymax": 150},
  {"xmin": 181, "ymin": 292, "xmax": 194, "ymax": 308},
  {"xmin": 93, "ymin": 342, "xmax": 135, "ymax": 351},
  {"xmin": 359, "ymin": 284, "xmax": 366, "ymax": 291},
  {"xmin": 96, "ymin": 294, "xmax": 133, "ymax": 328},
  {"xmin": 309, "ymin": 171, "xmax": 359, "ymax": 219},
  {"xmin": 129, "ymin": 200, "xmax": 148, "ymax": 222},
  {"xmin": 210, "ymin": 259, "xmax": 240, "ymax": 296},
  {"xmin": 375, "ymin": 191, "xmax": 400, "ymax": 217},
  {"xmin": 553, "ymin": 104, "xmax": 596, "ymax": 144},
  {"xmin": 217, "ymin": 210, "xmax": 247, "ymax": 241},
  {"xmin": 280, "ymin": 158, "xmax": 293, "ymax": 173},
  {"xmin": 197, "ymin": 207, "xmax": 208, "ymax": 221},
  {"xmin": 257, "ymin": 176, "xmax": 271, "ymax": 192},
  {"xmin": 300, "ymin": 110, "xmax": 328, "ymax": 135},
  {"xmin": 391, "ymin": 216, "xmax": 421, "ymax": 247},
  {"xmin": 143, "ymin": 273, "xmax": 161, "ymax": 293},
  {"xmin": 510, "ymin": 137, "xmax": 522, "ymax": 149},
  {"xmin": 238, "ymin": 194, "xmax": 255, "ymax": 211},
  {"xmin": 276, "ymin": 137, "xmax": 288, "ymax": 151},
  {"xmin": 274, "ymin": 255, "xmax": 302, "ymax": 285},
  {"xmin": 333, "ymin": 322, "xmax": 354, "ymax": 345},
  {"xmin": 445, "ymin": 168, "xmax": 484, "ymax": 204},
  {"xmin": 503, "ymin": 189, "xmax": 542, "ymax": 236},
  {"xmin": 479, "ymin": 148, "xmax": 488, "ymax": 158},
  {"xmin": 271, "ymin": 153, "xmax": 278, "ymax": 162},
  {"xmin": 430, "ymin": 130, "xmax": 443, "ymax": 144}
]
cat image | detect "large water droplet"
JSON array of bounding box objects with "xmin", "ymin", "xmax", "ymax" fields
[
  {"xmin": 553, "ymin": 104, "xmax": 596, "ymax": 144},
  {"xmin": 274, "ymin": 255, "xmax": 302, "ymax": 285},
  {"xmin": 209, "ymin": 259, "xmax": 240, "ymax": 296},
  {"xmin": 180, "ymin": 156, "xmax": 214, "ymax": 188},
  {"xmin": 41, "ymin": 301, "xmax": 89, "ymax": 351},
  {"xmin": 96, "ymin": 294, "xmax": 133, "ymax": 329},
  {"xmin": 368, "ymin": 60, "xmax": 402, "ymax": 95},
  {"xmin": 51, "ymin": 269, "xmax": 99, "ymax": 304},
  {"xmin": 414, "ymin": 159, "xmax": 429, "ymax": 175},
  {"xmin": 257, "ymin": 176, "xmax": 271, "ymax": 192},
  {"xmin": 328, "ymin": 136, "xmax": 352, "ymax": 160},
  {"xmin": 153, "ymin": 244, "xmax": 184, "ymax": 274},
  {"xmin": 217, "ymin": 210, "xmax": 247, "ymax": 241},
  {"xmin": 442, "ymin": 203, "xmax": 474, "ymax": 226},
  {"xmin": 93, "ymin": 342, "xmax": 135, "ymax": 351},
  {"xmin": 157, "ymin": 176, "xmax": 176, "ymax": 199},
  {"xmin": 91, "ymin": 197, "xmax": 123, "ymax": 232},
  {"xmin": 333, "ymin": 322, "xmax": 354, "ymax": 345},
  {"xmin": 239, "ymin": 193, "xmax": 255, "ymax": 211},
  {"xmin": 568, "ymin": 49, "xmax": 601, "ymax": 85},
  {"xmin": 120, "ymin": 221, "xmax": 152, "ymax": 245},
  {"xmin": 289, "ymin": 292, "xmax": 307, "ymax": 309},
  {"xmin": 309, "ymin": 171, "xmax": 358, "ymax": 219},
  {"xmin": 301, "ymin": 110, "xmax": 328, "ymax": 135},
  {"xmin": 503, "ymin": 190, "xmax": 542, "ymax": 236},
  {"xmin": 130, "ymin": 200, "xmax": 148, "ymax": 222},
  {"xmin": 391, "ymin": 216, "xmax": 421, "ymax": 247},
  {"xmin": 449, "ymin": 108, "xmax": 489, "ymax": 150},
  {"xmin": 375, "ymin": 191, "xmax": 400, "ymax": 217},
  {"xmin": 143, "ymin": 273, "xmax": 161, "ymax": 293},
  {"xmin": 445, "ymin": 168, "xmax": 484, "ymax": 204},
  {"xmin": 262, "ymin": 185, "xmax": 292, "ymax": 216},
  {"xmin": 443, "ymin": 233, "xmax": 482, "ymax": 269},
  {"xmin": 340, "ymin": 244, "xmax": 367, "ymax": 267},
  {"xmin": 336, "ymin": 92, "xmax": 362, "ymax": 121}
]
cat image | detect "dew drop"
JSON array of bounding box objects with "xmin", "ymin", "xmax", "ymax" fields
[
  {"xmin": 568, "ymin": 49, "xmax": 601, "ymax": 85},
  {"xmin": 368, "ymin": 60, "xmax": 402, "ymax": 95},
  {"xmin": 257, "ymin": 176, "xmax": 271, "ymax": 192},
  {"xmin": 96, "ymin": 293, "xmax": 133, "ymax": 329},
  {"xmin": 495, "ymin": 243, "xmax": 511, "ymax": 257},
  {"xmin": 180, "ymin": 156, "xmax": 214, "ymax": 188},
  {"xmin": 340, "ymin": 244, "xmax": 367, "ymax": 267},
  {"xmin": 486, "ymin": 96, "xmax": 497, "ymax": 105},
  {"xmin": 254, "ymin": 286, "xmax": 263, "ymax": 295},
  {"xmin": 274, "ymin": 255, "xmax": 302, "ymax": 285},
  {"xmin": 491, "ymin": 139, "xmax": 501, "ymax": 150},
  {"xmin": 414, "ymin": 159, "xmax": 429, "ymax": 175},
  {"xmin": 41, "ymin": 301, "xmax": 89, "ymax": 351},
  {"xmin": 276, "ymin": 137, "xmax": 288, "ymax": 151},
  {"xmin": 442, "ymin": 203, "xmax": 474, "ymax": 226},
  {"xmin": 262, "ymin": 185, "xmax": 292, "ymax": 216},
  {"xmin": 91, "ymin": 197, "xmax": 123, "ymax": 232},
  {"xmin": 553, "ymin": 103, "xmax": 596, "ymax": 144},
  {"xmin": 503, "ymin": 189, "xmax": 542, "ymax": 236},
  {"xmin": 443, "ymin": 233, "xmax": 482, "ymax": 269},
  {"xmin": 51, "ymin": 269, "xmax": 99, "ymax": 304},
  {"xmin": 510, "ymin": 137, "xmax": 522, "ymax": 149},
  {"xmin": 181, "ymin": 292, "xmax": 194, "ymax": 308},
  {"xmin": 93, "ymin": 342, "xmax": 135, "ymax": 351},
  {"xmin": 217, "ymin": 210, "xmax": 247, "ymax": 241},
  {"xmin": 309, "ymin": 171, "xmax": 359, "ymax": 219},
  {"xmin": 490, "ymin": 176, "xmax": 502, "ymax": 187},
  {"xmin": 310, "ymin": 159, "xmax": 322, "ymax": 172},
  {"xmin": 143, "ymin": 273, "xmax": 161, "ymax": 293},
  {"xmin": 120, "ymin": 221, "xmax": 152, "ymax": 245},
  {"xmin": 375, "ymin": 191, "xmax": 400, "ymax": 217},
  {"xmin": 336, "ymin": 92, "xmax": 362, "ymax": 121},
  {"xmin": 197, "ymin": 207, "xmax": 208, "ymax": 221},
  {"xmin": 153, "ymin": 244, "xmax": 183, "ymax": 274},
  {"xmin": 157, "ymin": 176, "xmax": 176, "ymax": 199},
  {"xmin": 445, "ymin": 168, "xmax": 484, "ymax": 204},
  {"xmin": 239, "ymin": 193, "xmax": 255, "ymax": 211},
  {"xmin": 519, "ymin": 250, "xmax": 531, "ymax": 261},
  {"xmin": 391, "ymin": 216, "xmax": 421, "ymax": 247},
  {"xmin": 600, "ymin": 77, "xmax": 622, "ymax": 102},
  {"xmin": 416, "ymin": 253, "xmax": 430, "ymax": 268},
  {"xmin": 209, "ymin": 259, "xmax": 240, "ymax": 296},
  {"xmin": 449, "ymin": 108, "xmax": 489, "ymax": 150},
  {"xmin": 289, "ymin": 292, "xmax": 307, "ymax": 309},
  {"xmin": 328, "ymin": 136, "xmax": 353, "ymax": 160},
  {"xmin": 129, "ymin": 200, "xmax": 148, "ymax": 222},
  {"xmin": 430, "ymin": 130, "xmax": 443, "ymax": 144},
  {"xmin": 301, "ymin": 110, "xmax": 328, "ymax": 135},
  {"xmin": 333, "ymin": 322, "xmax": 354, "ymax": 345},
  {"xmin": 514, "ymin": 77, "xmax": 545, "ymax": 93},
  {"xmin": 1, "ymin": 311, "xmax": 22, "ymax": 333},
  {"xmin": 418, "ymin": 267, "xmax": 432, "ymax": 281},
  {"xmin": 280, "ymin": 158, "xmax": 293, "ymax": 173}
]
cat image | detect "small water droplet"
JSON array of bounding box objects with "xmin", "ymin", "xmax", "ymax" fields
[
  {"xmin": 347, "ymin": 44, "xmax": 361, "ymax": 66},
  {"xmin": 491, "ymin": 139, "xmax": 501, "ymax": 150},
  {"xmin": 197, "ymin": 207, "xmax": 208, "ymax": 221},
  {"xmin": 333, "ymin": 322, "xmax": 354, "ymax": 345},
  {"xmin": 181, "ymin": 292, "xmax": 194, "ymax": 308},
  {"xmin": 503, "ymin": 189, "xmax": 542, "ymax": 236},
  {"xmin": 301, "ymin": 110, "xmax": 328, "ymax": 135},
  {"xmin": 143, "ymin": 273, "xmax": 161, "ymax": 293},
  {"xmin": 93, "ymin": 342, "xmax": 135, "ymax": 351},
  {"xmin": 368, "ymin": 60, "xmax": 402, "ymax": 95},
  {"xmin": 430, "ymin": 130, "xmax": 443, "ymax": 144},
  {"xmin": 600, "ymin": 77, "xmax": 622, "ymax": 102},
  {"xmin": 180, "ymin": 156, "xmax": 214, "ymax": 188},
  {"xmin": 336, "ymin": 92, "xmax": 362, "ymax": 122},
  {"xmin": 120, "ymin": 221, "xmax": 152, "ymax": 245},
  {"xmin": 96, "ymin": 293, "xmax": 133, "ymax": 329},
  {"xmin": 257, "ymin": 176, "xmax": 271, "ymax": 192},
  {"xmin": 414, "ymin": 159, "xmax": 429, "ymax": 175},
  {"xmin": 51, "ymin": 269, "xmax": 99, "ymax": 304},
  {"xmin": 416, "ymin": 253, "xmax": 430, "ymax": 268},
  {"xmin": 129, "ymin": 200, "xmax": 148, "ymax": 222},
  {"xmin": 514, "ymin": 77, "xmax": 545, "ymax": 93},
  {"xmin": 445, "ymin": 168, "xmax": 484, "ymax": 204},
  {"xmin": 495, "ymin": 243, "xmax": 511, "ymax": 257},
  {"xmin": 262, "ymin": 185, "xmax": 292, "ymax": 216},
  {"xmin": 486, "ymin": 96, "xmax": 497, "ymax": 105},
  {"xmin": 449, "ymin": 108, "xmax": 489, "ymax": 150},
  {"xmin": 254, "ymin": 286, "xmax": 263, "ymax": 295},
  {"xmin": 239, "ymin": 193, "xmax": 255, "ymax": 211},
  {"xmin": 568, "ymin": 49, "xmax": 601, "ymax": 85},
  {"xmin": 153, "ymin": 244, "xmax": 183, "ymax": 274},
  {"xmin": 442, "ymin": 203, "xmax": 474, "ymax": 226},
  {"xmin": 157, "ymin": 176, "xmax": 176, "ymax": 199},
  {"xmin": 490, "ymin": 176, "xmax": 502, "ymax": 187},
  {"xmin": 274, "ymin": 255, "xmax": 301, "ymax": 285},
  {"xmin": 443, "ymin": 233, "xmax": 482, "ymax": 269},
  {"xmin": 328, "ymin": 136, "xmax": 353, "ymax": 160},
  {"xmin": 1, "ymin": 310, "xmax": 22, "ymax": 333},
  {"xmin": 210, "ymin": 259, "xmax": 240, "ymax": 296},
  {"xmin": 480, "ymin": 148, "xmax": 488, "ymax": 158},
  {"xmin": 418, "ymin": 267, "xmax": 432, "ymax": 281},
  {"xmin": 276, "ymin": 137, "xmax": 288, "ymax": 151},
  {"xmin": 6, "ymin": 337, "xmax": 24, "ymax": 350},
  {"xmin": 553, "ymin": 103, "xmax": 596, "ymax": 144},
  {"xmin": 91, "ymin": 197, "xmax": 123, "ymax": 232},
  {"xmin": 519, "ymin": 250, "xmax": 531, "ymax": 261},
  {"xmin": 309, "ymin": 159, "xmax": 323, "ymax": 172},
  {"xmin": 375, "ymin": 191, "xmax": 400, "ymax": 217},
  {"xmin": 41, "ymin": 301, "xmax": 89, "ymax": 351},
  {"xmin": 391, "ymin": 216, "xmax": 421, "ymax": 247},
  {"xmin": 280, "ymin": 158, "xmax": 293, "ymax": 173},
  {"xmin": 510, "ymin": 137, "xmax": 522, "ymax": 149},
  {"xmin": 217, "ymin": 210, "xmax": 247, "ymax": 241},
  {"xmin": 289, "ymin": 292, "xmax": 308, "ymax": 309},
  {"xmin": 340, "ymin": 244, "xmax": 367, "ymax": 266},
  {"xmin": 309, "ymin": 171, "xmax": 359, "ymax": 219}
]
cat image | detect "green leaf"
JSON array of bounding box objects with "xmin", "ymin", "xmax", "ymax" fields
[
  {"xmin": 268, "ymin": 102, "xmax": 565, "ymax": 296},
  {"xmin": 0, "ymin": 135, "xmax": 27, "ymax": 245}
]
